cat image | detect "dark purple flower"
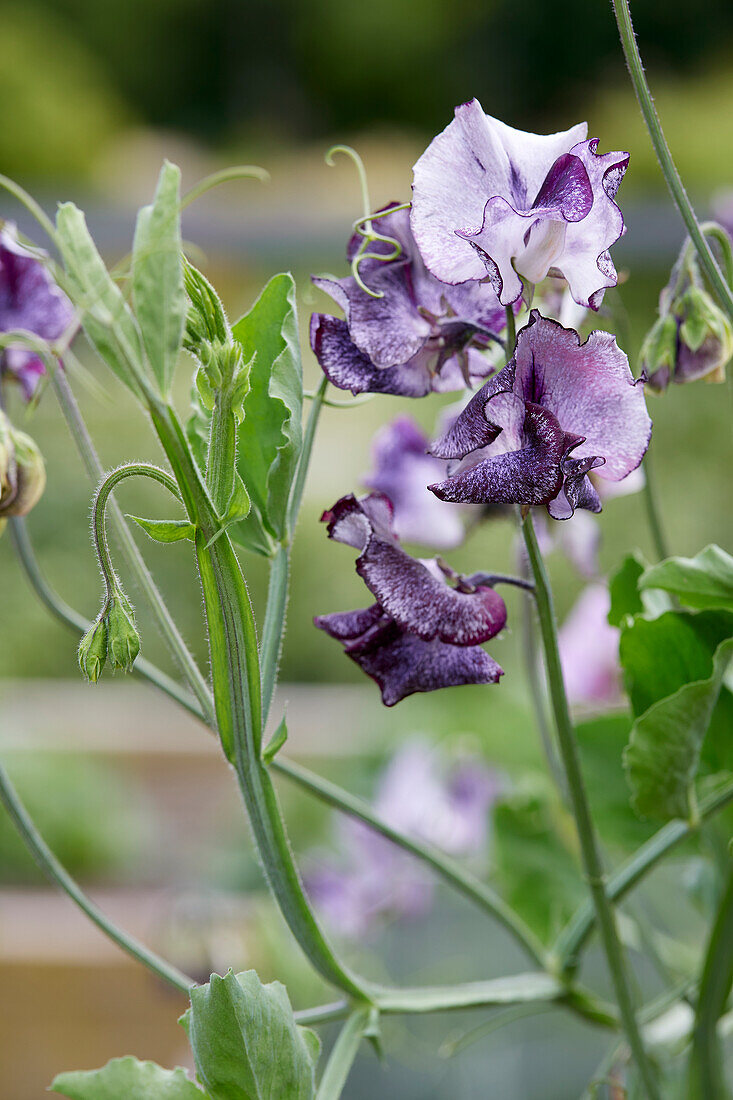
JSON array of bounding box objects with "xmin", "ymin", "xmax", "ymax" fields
[
  {"xmin": 310, "ymin": 203, "xmax": 507, "ymax": 396},
  {"xmin": 306, "ymin": 739, "xmax": 500, "ymax": 936},
  {"xmin": 428, "ymin": 312, "xmax": 651, "ymax": 520},
  {"xmin": 0, "ymin": 224, "xmax": 75, "ymax": 399},
  {"xmin": 411, "ymin": 99, "xmax": 629, "ymax": 309},
  {"xmin": 314, "ymin": 492, "xmax": 505, "ymax": 705},
  {"xmin": 362, "ymin": 415, "xmax": 466, "ymax": 549},
  {"xmin": 559, "ymin": 583, "xmax": 622, "ymax": 709}
]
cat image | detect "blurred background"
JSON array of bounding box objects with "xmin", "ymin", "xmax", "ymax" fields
[{"xmin": 0, "ymin": 0, "xmax": 732, "ymax": 1096}]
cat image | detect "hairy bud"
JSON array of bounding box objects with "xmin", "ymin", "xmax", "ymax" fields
[
  {"xmin": 0, "ymin": 410, "xmax": 46, "ymax": 532},
  {"xmin": 105, "ymin": 592, "xmax": 141, "ymax": 672},
  {"xmin": 78, "ymin": 617, "xmax": 108, "ymax": 683}
]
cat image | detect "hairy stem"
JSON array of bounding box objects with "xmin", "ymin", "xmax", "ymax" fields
[
  {"xmin": 261, "ymin": 543, "xmax": 289, "ymax": 727},
  {"xmin": 0, "ymin": 761, "xmax": 194, "ymax": 993},
  {"xmin": 522, "ymin": 511, "xmax": 660, "ymax": 1099},
  {"xmin": 611, "ymin": 0, "xmax": 733, "ymax": 321},
  {"xmin": 688, "ymin": 865, "xmax": 733, "ymax": 1100},
  {"xmin": 52, "ymin": 371, "xmax": 215, "ymax": 723}
]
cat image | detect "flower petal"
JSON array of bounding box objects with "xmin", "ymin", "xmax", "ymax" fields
[{"xmin": 310, "ymin": 313, "xmax": 433, "ymax": 396}]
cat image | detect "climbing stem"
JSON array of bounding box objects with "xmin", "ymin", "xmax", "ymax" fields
[
  {"xmin": 612, "ymin": 0, "xmax": 733, "ymax": 321},
  {"xmin": 687, "ymin": 865, "xmax": 733, "ymax": 1100},
  {"xmin": 522, "ymin": 511, "xmax": 661, "ymax": 1100}
]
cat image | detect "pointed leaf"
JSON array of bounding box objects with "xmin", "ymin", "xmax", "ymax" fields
[
  {"xmin": 624, "ymin": 635, "xmax": 733, "ymax": 820},
  {"xmin": 128, "ymin": 515, "xmax": 196, "ymax": 543},
  {"xmin": 187, "ymin": 969, "xmax": 319, "ymax": 1100},
  {"xmin": 230, "ymin": 273, "xmax": 303, "ymax": 548},
  {"xmin": 56, "ymin": 204, "xmax": 145, "ymax": 394},
  {"xmin": 51, "ymin": 1057, "xmax": 205, "ymax": 1099},
  {"xmin": 225, "ymin": 473, "xmax": 251, "ymax": 523},
  {"xmin": 262, "ymin": 716, "xmax": 287, "ymax": 764},
  {"xmin": 132, "ymin": 161, "xmax": 187, "ymax": 396},
  {"xmin": 639, "ymin": 545, "xmax": 733, "ymax": 611}
]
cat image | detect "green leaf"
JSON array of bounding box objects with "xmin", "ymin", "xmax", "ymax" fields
[
  {"xmin": 607, "ymin": 551, "xmax": 670, "ymax": 627},
  {"xmin": 230, "ymin": 273, "xmax": 303, "ymax": 549},
  {"xmin": 624, "ymin": 635, "xmax": 733, "ymax": 821},
  {"xmin": 576, "ymin": 713, "xmax": 655, "ymax": 850},
  {"xmin": 128, "ymin": 515, "xmax": 196, "ymax": 543},
  {"xmin": 492, "ymin": 782, "xmax": 584, "ymax": 942},
  {"xmin": 51, "ymin": 1056, "xmax": 205, "ymax": 1099},
  {"xmin": 132, "ymin": 161, "xmax": 187, "ymax": 396},
  {"xmin": 56, "ymin": 204, "xmax": 144, "ymax": 394},
  {"xmin": 224, "ymin": 473, "xmax": 250, "ymax": 523},
  {"xmin": 262, "ymin": 715, "xmax": 287, "ymax": 764},
  {"xmin": 639, "ymin": 545, "xmax": 733, "ymax": 611},
  {"xmin": 187, "ymin": 969, "xmax": 320, "ymax": 1100}
]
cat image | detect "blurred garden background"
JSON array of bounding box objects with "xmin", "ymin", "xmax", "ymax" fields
[{"xmin": 0, "ymin": 0, "xmax": 732, "ymax": 1096}]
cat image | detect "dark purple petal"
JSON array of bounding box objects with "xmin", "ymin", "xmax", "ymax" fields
[
  {"xmin": 429, "ymin": 365, "xmax": 515, "ymax": 460},
  {"xmin": 429, "ymin": 402, "xmax": 570, "ymax": 506},
  {"xmin": 310, "ymin": 314, "xmax": 433, "ymax": 397},
  {"xmin": 314, "ymin": 604, "xmax": 385, "ymax": 642},
  {"xmin": 512, "ymin": 312, "xmax": 651, "ymax": 482}
]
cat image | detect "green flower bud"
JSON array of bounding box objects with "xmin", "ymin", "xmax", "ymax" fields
[
  {"xmin": 78, "ymin": 617, "xmax": 108, "ymax": 683},
  {"xmin": 640, "ymin": 313, "xmax": 678, "ymax": 392},
  {"xmin": 0, "ymin": 411, "xmax": 46, "ymax": 525},
  {"xmin": 105, "ymin": 592, "xmax": 141, "ymax": 672}
]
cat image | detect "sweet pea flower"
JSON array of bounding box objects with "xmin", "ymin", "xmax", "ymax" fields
[
  {"xmin": 559, "ymin": 583, "xmax": 622, "ymax": 709},
  {"xmin": 0, "ymin": 224, "xmax": 75, "ymax": 398},
  {"xmin": 306, "ymin": 739, "xmax": 500, "ymax": 937},
  {"xmin": 314, "ymin": 492, "xmax": 506, "ymax": 705},
  {"xmin": 428, "ymin": 312, "xmax": 651, "ymax": 520},
  {"xmin": 310, "ymin": 204, "xmax": 507, "ymax": 396},
  {"xmin": 362, "ymin": 416, "xmax": 466, "ymax": 549},
  {"xmin": 411, "ymin": 99, "xmax": 629, "ymax": 309}
]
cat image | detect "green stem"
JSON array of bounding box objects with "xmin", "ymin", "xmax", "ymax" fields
[
  {"xmin": 52, "ymin": 371, "xmax": 215, "ymax": 724},
  {"xmin": 287, "ymin": 374, "xmax": 328, "ymax": 534},
  {"xmin": 641, "ymin": 447, "xmax": 669, "ymax": 562},
  {"xmin": 555, "ymin": 778, "xmax": 733, "ymax": 970},
  {"xmin": 522, "ymin": 512, "xmax": 660, "ymax": 1100},
  {"xmin": 294, "ymin": 1001, "xmax": 350, "ymax": 1027},
  {"xmin": 315, "ymin": 1009, "xmax": 369, "ymax": 1100},
  {"xmin": 611, "ymin": 0, "xmax": 733, "ymax": 321},
  {"xmin": 261, "ymin": 543, "xmax": 289, "ymax": 727},
  {"xmin": 0, "ymin": 761, "xmax": 194, "ymax": 994},
  {"xmin": 272, "ymin": 757, "xmax": 548, "ymax": 968},
  {"xmin": 688, "ymin": 865, "xmax": 733, "ymax": 1100},
  {"xmin": 8, "ymin": 516, "xmax": 202, "ymax": 719},
  {"xmin": 205, "ymin": 387, "xmax": 236, "ymax": 516},
  {"xmin": 504, "ymin": 304, "xmax": 516, "ymax": 365}
]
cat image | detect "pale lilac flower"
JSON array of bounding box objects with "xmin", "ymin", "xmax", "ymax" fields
[
  {"xmin": 411, "ymin": 99, "xmax": 628, "ymax": 309},
  {"xmin": 362, "ymin": 416, "xmax": 465, "ymax": 549},
  {"xmin": 306, "ymin": 740, "xmax": 500, "ymax": 936},
  {"xmin": 310, "ymin": 203, "xmax": 507, "ymax": 396},
  {"xmin": 559, "ymin": 583, "xmax": 622, "ymax": 709},
  {"xmin": 314, "ymin": 493, "xmax": 506, "ymax": 705},
  {"xmin": 0, "ymin": 224, "xmax": 74, "ymax": 398},
  {"xmin": 428, "ymin": 312, "xmax": 651, "ymax": 520}
]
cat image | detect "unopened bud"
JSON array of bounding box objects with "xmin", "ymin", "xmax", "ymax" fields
[
  {"xmin": 0, "ymin": 411, "xmax": 46, "ymax": 526},
  {"xmin": 640, "ymin": 313, "xmax": 678, "ymax": 392},
  {"xmin": 78, "ymin": 617, "xmax": 108, "ymax": 683},
  {"xmin": 105, "ymin": 592, "xmax": 141, "ymax": 672}
]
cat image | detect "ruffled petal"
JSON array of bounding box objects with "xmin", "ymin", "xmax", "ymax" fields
[
  {"xmin": 512, "ymin": 312, "xmax": 651, "ymax": 481},
  {"xmin": 309, "ymin": 314, "xmax": 433, "ymax": 397},
  {"xmin": 314, "ymin": 604, "xmax": 385, "ymax": 641},
  {"xmin": 429, "ymin": 365, "xmax": 516, "ymax": 459}
]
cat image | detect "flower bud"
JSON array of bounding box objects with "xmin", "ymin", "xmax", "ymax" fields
[
  {"xmin": 639, "ymin": 313, "xmax": 678, "ymax": 392},
  {"xmin": 0, "ymin": 410, "xmax": 46, "ymax": 526},
  {"xmin": 105, "ymin": 592, "xmax": 141, "ymax": 672},
  {"xmin": 78, "ymin": 617, "xmax": 108, "ymax": 683}
]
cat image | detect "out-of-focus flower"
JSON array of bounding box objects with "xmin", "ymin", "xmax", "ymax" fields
[
  {"xmin": 362, "ymin": 416, "xmax": 466, "ymax": 549},
  {"xmin": 428, "ymin": 312, "xmax": 651, "ymax": 520},
  {"xmin": 411, "ymin": 99, "xmax": 628, "ymax": 309},
  {"xmin": 314, "ymin": 492, "xmax": 506, "ymax": 705},
  {"xmin": 0, "ymin": 409, "xmax": 46, "ymax": 534},
  {"xmin": 0, "ymin": 224, "xmax": 74, "ymax": 398},
  {"xmin": 641, "ymin": 271, "xmax": 733, "ymax": 391},
  {"xmin": 306, "ymin": 739, "xmax": 501, "ymax": 937},
  {"xmin": 310, "ymin": 204, "xmax": 507, "ymax": 397},
  {"xmin": 559, "ymin": 583, "xmax": 622, "ymax": 709}
]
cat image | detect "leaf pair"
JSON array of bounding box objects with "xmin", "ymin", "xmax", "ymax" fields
[
  {"xmin": 56, "ymin": 162, "xmax": 186, "ymax": 399},
  {"xmin": 51, "ymin": 970, "xmax": 320, "ymax": 1100}
]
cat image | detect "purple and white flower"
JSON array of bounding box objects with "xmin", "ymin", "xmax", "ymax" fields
[
  {"xmin": 0, "ymin": 224, "xmax": 75, "ymax": 399},
  {"xmin": 362, "ymin": 416, "xmax": 466, "ymax": 549},
  {"xmin": 428, "ymin": 312, "xmax": 651, "ymax": 520},
  {"xmin": 411, "ymin": 99, "xmax": 629, "ymax": 309},
  {"xmin": 306, "ymin": 739, "xmax": 500, "ymax": 937},
  {"xmin": 310, "ymin": 203, "xmax": 507, "ymax": 397},
  {"xmin": 314, "ymin": 492, "xmax": 506, "ymax": 705},
  {"xmin": 559, "ymin": 583, "xmax": 622, "ymax": 709}
]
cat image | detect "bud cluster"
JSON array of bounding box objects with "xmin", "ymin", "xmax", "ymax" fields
[
  {"xmin": 78, "ymin": 584, "xmax": 141, "ymax": 683},
  {"xmin": 0, "ymin": 409, "xmax": 46, "ymax": 535}
]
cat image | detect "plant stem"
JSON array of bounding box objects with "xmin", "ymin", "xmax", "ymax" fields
[
  {"xmin": 287, "ymin": 374, "xmax": 328, "ymax": 534},
  {"xmin": 260, "ymin": 543, "xmax": 289, "ymax": 728},
  {"xmin": 688, "ymin": 865, "xmax": 733, "ymax": 1100},
  {"xmin": 521, "ymin": 511, "xmax": 660, "ymax": 1100},
  {"xmin": 504, "ymin": 304, "xmax": 516, "ymax": 364},
  {"xmin": 555, "ymin": 777, "xmax": 733, "ymax": 969},
  {"xmin": 611, "ymin": 0, "xmax": 733, "ymax": 321},
  {"xmin": 52, "ymin": 371, "xmax": 215, "ymax": 724},
  {"xmin": 641, "ymin": 447, "xmax": 669, "ymax": 561},
  {"xmin": 272, "ymin": 757, "xmax": 548, "ymax": 968},
  {"xmin": 0, "ymin": 761, "xmax": 194, "ymax": 994},
  {"xmin": 315, "ymin": 1009, "xmax": 369, "ymax": 1100}
]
